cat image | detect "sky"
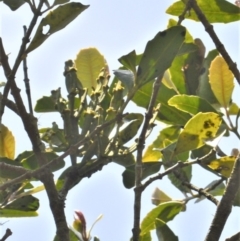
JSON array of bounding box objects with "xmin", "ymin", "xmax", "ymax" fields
[{"xmin": 0, "ymin": 0, "xmax": 240, "ymax": 241}]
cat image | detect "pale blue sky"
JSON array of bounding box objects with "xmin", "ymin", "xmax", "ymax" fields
[{"xmin": 0, "ymin": 1, "xmax": 239, "ymax": 241}]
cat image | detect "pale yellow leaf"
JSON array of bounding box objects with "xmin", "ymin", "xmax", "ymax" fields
[
  {"xmin": 0, "ymin": 124, "xmax": 15, "ymax": 159},
  {"xmin": 74, "ymin": 47, "xmax": 107, "ymax": 93},
  {"xmin": 209, "ymin": 56, "xmax": 234, "ymax": 108},
  {"xmin": 208, "ymin": 156, "xmax": 236, "ymax": 178},
  {"xmin": 174, "ymin": 112, "xmax": 222, "ymax": 154}
]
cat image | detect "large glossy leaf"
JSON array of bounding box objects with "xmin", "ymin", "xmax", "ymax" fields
[
  {"xmin": 21, "ymin": 152, "xmax": 65, "ymax": 171},
  {"xmin": 155, "ymin": 219, "xmax": 179, "ymax": 241},
  {"xmin": 209, "ymin": 56, "xmax": 234, "ymax": 108},
  {"xmin": 135, "ymin": 26, "xmax": 186, "ymax": 85},
  {"xmin": 0, "ymin": 157, "xmax": 25, "ymax": 179},
  {"xmin": 168, "ymin": 95, "xmax": 217, "ymax": 115},
  {"xmin": 166, "ymin": 0, "xmax": 240, "ymax": 23},
  {"xmin": 118, "ymin": 50, "xmax": 137, "ymax": 75},
  {"xmin": 122, "ymin": 162, "xmax": 162, "ymax": 189},
  {"xmin": 0, "ymin": 195, "xmax": 39, "ymax": 217},
  {"xmin": 208, "ymin": 156, "xmax": 236, "ymax": 178},
  {"xmin": 26, "ymin": 2, "xmax": 89, "ymax": 53},
  {"xmin": 2, "ymin": 0, "xmax": 26, "ymax": 11},
  {"xmin": 0, "ymin": 209, "xmax": 38, "ymax": 217},
  {"xmin": 183, "ymin": 38, "xmax": 205, "ymax": 95},
  {"xmin": 133, "ymin": 82, "xmax": 191, "ymax": 125},
  {"xmin": 161, "ymin": 143, "xmax": 191, "ymax": 193},
  {"xmin": 53, "ymin": 0, "xmax": 70, "ymax": 6},
  {"xmin": 174, "ymin": 112, "xmax": 222, "ymax": 154},
  {"xmin": 0, "ymin": 124, "xmax": 15, "ymax": 160},
  {"xmin": 34, "ymin": 96, "xmax": 57, "ymax": 112},
  {"xmin": 75, "ymin": 48, "xmax": 107, "ymax": 93},
  {"xmin": 143, "ymin": 126, "xmax": 180, "ymax": 162},
  {"xmin": 197, "ymin": 50, "xmax": 219, "ymax": 104},
  {"xmin": 140, "ymin": 201, "xmax": 183, "ymax": 235}
]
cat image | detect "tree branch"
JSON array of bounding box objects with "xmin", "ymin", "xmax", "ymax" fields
[
  {"xmin": 189, "ymin": 0, "xmax": 240, "ymax": 85},
  {"xmin": 132, "ymin": 75, "xmax": 162, "ymax": 241},
  {"xmin": 0, "ymin": 229, "xmax": 12, "ymax": 241},
  {"xmin": 204, "ymin": 156, "xmax": 240, "ymax": 241}
]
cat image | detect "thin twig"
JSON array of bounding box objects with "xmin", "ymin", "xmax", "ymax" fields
[
  {"xmin": 189, "ymin": 0, "xmax": 240, "ymax": 85},
  {"xmin": 182, "ymin": 182, "xmax": 219, "ymax": 205},
  {"xmin": 0, "ymin": 113, "xmax": 125, "ymax": 192},
  {"xmin": 0, "ymin": 229, "xmax": 12, "ymax": 241},
  {"xmin": 204, "ymin": 156, "xmax": 240, "ymax": 241},
  {"xmin": 132, "ymin": 75, "xmax": 163, "ymax": 241},
  {"xmin": 177, "ymin": 0, "xmax": 192, "ymax": 25},
  {"xmin": 23, "ymin": 26, "xmax": 33, "ymax": 114}
]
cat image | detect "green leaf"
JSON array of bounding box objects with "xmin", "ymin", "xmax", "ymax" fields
[
  {"xmin": 143, "ymin": 126, "xmax": 180, "ymax": 162},
  {"xmin": 166, "ymin": 0, "xmax": 240, "ymax": 23},
  {"xmin": 161, "ymin": 143, "xmax": 191, "ymax": 193},
  {"xmin": 0, "ymin": 209, "xmax": 38, "ymax": 217},
  {"xmin": 53, "ymin": 0, "xmax": 70, "ymax": 6},
  {"xmin": 174, "ymin": 112, "xmax": 222, "ymax": 154},
  {"xmin": 197, "ymin": 50, "xmax": 219, "ymax": 104},
  {"xmin": 229, "ymin": 102, "xmax": 240, "ymax": 115},
  {"xmin": 140, "ymin": 201, "xmax": 183, "ymax": 235},
  {"xmin": 133, "ymin": 82, "xmax": 191, "ymax": 125},
  {"xmin": 122, "ymin": 162, "xmax": 162, "ymax": 189},
  {"xmin": 2, "ymin": 0, "xmax": 26, "ymax": 11},
  {"xmin": 21, "ymin": 152, "xmax": 65, "ymax": 171},
  {"xmin": 118, "ymin": 50, "xmax": 137, "ymax": 75},
  {"xmin": 155, "ymin": 219, "xmax": 179, "ymax": 241},
  {"xmin": 140, "ymin": 232, "xmax": 151, "ymax": 241},
  {"xmin": 135, "ymin": 26, "xmax": 186, "ymax": 85},
  {"xmin": 34, "ymin": 96, "xmax": 57, "ymax": 112},
  {"xmin": 4, "ymin": 195, "xmax": 39, "ymax": 211},
  {"xmin": 182, "ymin": 38, "xmax": 206, "ymax": 95},
  {"xmin": 26, "ymin": 2, "xmax": 89, "ymax": 53},
  {"xmin": 0, "ymin": 157, "xmax": 23, "ymax": 179},
  {"xmin": 75, "ymin": 47, "xmax": 107, "ymax": 93},
  {"xmin": 53, "ymin": 229, "xmax": 79, "ymax": 241},
  {"xmin": 168, "ymin": 95, "xmax": 218, "ymax": 115}
]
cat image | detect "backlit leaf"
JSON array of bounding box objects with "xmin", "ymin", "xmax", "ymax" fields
[
  {"xmin": 2, "ymin": 0, "xmax": 26, "ymax": 11},
  {"xmin": 118, "ymin": 50, "xmax": 137, "ymax": 75},
  {"xmin": 140, "ymin": 201, "xmax": 183, "ymax": 235},
  {"xmin": 122, "ymin": 162, "xmax": 162, "ymax": 189},
  {"xmin": 174, "ymin": 112, "xmax": 222, "ymax": 154},
  {"xmin": 152, "ymin": 188, "xmax": 172, "ymax": 206},
  {"xmin": 155, "ymin": 219, "xmax": 179, "ymax": 241},
  {"xmin": 168, "ymin": 95, "xmax": 217, "ymax": 115},
  {"xmin": 143, "ymin": 126, "xmax": 180, "ymax": 162},
  {"xmin": 136, "ymin": 26, "xmax": 186, "ymax": 85},
  {"xmin": 0, "ymin": 124, "xmax": 15, "ymax": 160},
  {"xmin": 26, "ymin": 2, "xmax": 89, "ymax": 53},
  {"xmin": 197, "ymin": 50, "xmax": 219, "ymax": 104},
  {"xmin": 209, "ymin": 56, "xmax": 234, "ymax": 108},
  {"xmin": 0, "ymin": 209, "xmax": 38, "ymax": 217},
  {"xmin": 208, "ymin": 156, "xmax": 236, "ymax": 178},
  {"xmin": 34, "ymin": 96, "xmax": 57, "ymax": 112},
  {"xmin": 166, "ymin": 0, "xmax": 240, "ymax": 23},
  {"xmin": 75, "ymin": 48, "xmax": 107, "ymax": 93},
  {"xmin": 133, "ymin": 82, "xmax": 191, "ymax": 125}
]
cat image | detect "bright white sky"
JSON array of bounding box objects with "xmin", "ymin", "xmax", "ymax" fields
[{"xmin": 0, "ymin": 0, "xmax": 240, "ymax": 241}]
